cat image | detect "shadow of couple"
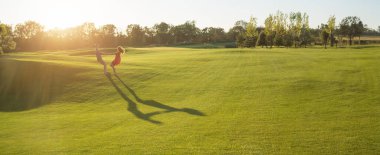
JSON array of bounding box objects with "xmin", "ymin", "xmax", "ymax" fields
[{"xmin": 106, "ymin": 73, "xmax": 206, "ymax": 124}]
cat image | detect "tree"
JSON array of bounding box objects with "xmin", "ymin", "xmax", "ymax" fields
[
  {"xmin": 335, "ymin": 26, "xmax": 344, "ymax": 47},
  {"xmin": 378, "ymin": 26, "xmax": 380, "ymax": 33},
  {"xmin": 244, "ymin": 16, "xmax": 258, "ymax": 48},
  {"xmin": 126, "ymin": 24, "xmax": 145, "ymax": 46},
  {"xmin": 287, "ymin": 12, "xmax": 296, "ymax": 47},
  {"xmin": 14, "ymin": 21, "xmax": 44, "ymax": 40},
  {"xmin": 209, "ymin": 27, "xmax": 226, "ymax": 43},
  {"xmin": 256, "ymin": 31, "xmax": 267, "ymax": 47},
  {"xmin": 235, "ymin": 20, "xmax": 248, "ymax": 28},
  {"xmin": 283, "ymin": 32, "xmax": 293, "ymax": 48},
  {"xmin": 170, "ymin": 21, "xmax": 199, "ymax": 44},
  {"xmin": 273, "ymin": 11, "xmax": 287, "ymax": 47},
  {"xmin": 264, "ymin": 14, "xmax": 275, "ymax": 48},
  {"xmin": 228, "ymin": 20, "xmax": 247, "ymax": 46},
  {"xmin": 0, "ymin": 23, "xmax": 16, "ymax": 53},
  {"xmin": 288, "ymin": 12, "xmax": 302, "ymax": 47},
  {"xmin": 99, "ymin": 24, "xmax": 117, "ymax": 47},
  {"xmin": 144, "ymin": 26, "xmax": 155, "ymax": 45},
  {"xmin": 80, "ymin": 22, "xmax": 97, "ymax": 45},
  {"xmin": 200, "ymin": 27, "xmax": 226, "ymax": 43},
  {"xmin": 320, "ymin": 24, "xmax": 329, "ymax": 49},
  {"xmin": 299, "ymin": 13, "xmax": 311, "ymax": 48},
  {"xmin": 153, "ymin": 22, "xmax": 171, "ymax": 45},
  {"xmin": 44, "ymin": 28, "xmax": 65, "ymax": 49},
  {"xmin": 327, "ymin": 16, "xmax": 336, "ymax": 47},
  {"xmin": 356, "ymin": 21, "xmax": 364, "ymax": 45},
  {"xmin": 115, "ymin": 31, "xmax": 127, "ymax": 46},
  {"xmin": 14, "ymin": 21, "xmax": 44, "ymax": 50},
  {"xmin": 339, "ymin": 16, "xmax": 362, "ymax": 46}
]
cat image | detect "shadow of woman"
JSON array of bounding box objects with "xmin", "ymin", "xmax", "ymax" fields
[
  {"xmin": 106, "ymin": 74, "xmax": 162, "ymax": 124},
  {"xmin": 107, "ymin": 74, "xmax": 206, "ymax": 124},
  {"xmin": 114, "ymin": 74, "xmax": 206, "ymax": 117}
]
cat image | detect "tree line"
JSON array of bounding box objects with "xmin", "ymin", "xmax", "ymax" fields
[{"xmin": 1, "ymin": 11, "xmax": 380, "ymax": 53}]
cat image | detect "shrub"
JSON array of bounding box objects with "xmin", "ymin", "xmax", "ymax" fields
[{"xmin": 224, "ymin": 43, "xmax": 237, "ymax": 48}]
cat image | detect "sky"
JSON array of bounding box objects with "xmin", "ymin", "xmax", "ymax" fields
[{"xmin": 1, "ymin": 0, "xmax": 379, "ymax": 31}]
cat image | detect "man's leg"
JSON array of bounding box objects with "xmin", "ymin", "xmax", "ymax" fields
[{"xmin": 103, "ymin": 64, "xmax": 108, "ymax": 74}]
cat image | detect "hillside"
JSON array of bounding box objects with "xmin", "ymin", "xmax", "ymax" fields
[{"xmin": 1, "ymin": 47, "xmax": 380, "ymax": 154}]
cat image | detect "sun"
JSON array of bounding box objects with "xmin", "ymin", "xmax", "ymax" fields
[{"xmin": 14, "ymin": 0, "xmax": 108, "ymax": 30}]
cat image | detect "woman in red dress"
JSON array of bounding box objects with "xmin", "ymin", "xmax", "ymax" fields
[
  {"xmin": 96, "ymin": 45, "xmax": 125, "ymax": 74},
  {"xmin": 111, "ymin": 46, "xmax": 125, "ymax": 74}
]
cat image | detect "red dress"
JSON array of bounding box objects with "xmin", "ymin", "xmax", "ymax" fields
[{"xmin": 111, "ymin": 52, "xmax": 121, "ymax": 66}]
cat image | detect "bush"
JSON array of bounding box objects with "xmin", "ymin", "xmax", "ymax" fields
[
  {"xmin": 256, "ymin": 31, "xmax": 267, "ymax": 47},
  {"xmin": 224, "ymin": 43, "xmax": 237, "ymax": 48},
  {"xmin": 244, "ymin": 36, "xmax": 257, "ymax": 48}
]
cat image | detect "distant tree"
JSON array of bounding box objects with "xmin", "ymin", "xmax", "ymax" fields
[
  {"xmin": 256, "ymin": 27, "xmax": 265, "ymax": 34},
  {"xmin": 288, "ymin": 12, "xmax": 302, "ymax": 47},
  {"xmin": 199, "ymin": 28, "xmax": 210, "ymax": 43},
  {"xmin": 264, "ymin": 14, "xmax": 275, "ymax": 48},
  {"xmin": 320, "ymin": 24, "xmax": 329, "ymax": 49},
  {"xmin": 327, "ymin": 16, "xmax": 336, "ymax": 47},
  {"xmin": 299, "ymin": 13, "xmax": 311, "ymax": 48},
  {"xmin": 200, "ymin": 27, "xmax": 226, "ymax": 43},
  {"xmin": 126, "ymin": 24, "xmax": 145, "ymax": 46},
  {"xmin": 228, "ymin": 20, "xmax": 247, "ymax": 46},
  {"xmin": 153, "ymin": 22, "xmax": 171, "ymax": 45},
  {"xmin": 170, "ymin": 21, "xmax": 199, "ymax": 44},
  {"xmin": 64, "ymin": 26, "xmax": 85, "ymax": 48},
  {"xmin": 67, "ymin": 22, "xmax": 98, "ymax": 48},
  {"xmin": 339, "ymin": 16, "xmax": 362, "ymax": 46},
  {"xmin": 236, "ymin": 34, "xmax": 245, "ymax": 48},
  {"xmin": 283, "ymin": 33, "xmax": 293, "ymax": 48},
  {"xmin": 209, "ymin": 27, "xmax": 226, "ymax": 42},
  {"xmin": 256, "ymin": 31, "xmax": 267, "ymax": 47},
  {"xmin": 235, "ymin": 20, "xmax": 248, "ymax": 28},
  {"xmin": 99, "ymin": 24, "xmax": 117, "ymax": 47},
  {"xmin": 335, "ymin": 26, "xmax": 344, "ymax": 47},
  {"xmin": 14, "ymin": 21, "xmax": 44, "ymax": 50},
  {"xmin": 144, "ymin": 26, "xmax": 155, "ymax": 45},
  {"xmin": 0, "ymin": 23, "xmax": 16, "ymax": 53},
  {"xmin": 273, "ymin": 11, "xmax": 287, "ymax": 47},
  {"xmin": 14, "ymin": 21, "xmax": 44, "ymax": 40},
  {"xmin": 244, "ymin": 16, "xmax": 258, "ymax": 48},
  {"xmin": 115, "ymin": 31, "xmax": 127, "ymax": 46},
  {"xmin": 378, "ymin": 26, "xmax": 380, "ymax": 33},
  {"xmin": 362, "ymin": 26, "xmax": 379, "ymax": 36},
  {"xmin": 356, "ymin": 21, "xmax": 365, "ymax": 45},
  {"xmin": 287, "ymin": 13, "xmax": 296, "ymax": 47},
  {"xmin": 43, "ymin": 28, "xmax": 64, "ymax": 49}
]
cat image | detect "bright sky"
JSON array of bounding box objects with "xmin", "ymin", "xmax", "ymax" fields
[{"xmin": 1, "ymin": 0, "xmax": 379, "ymax": 31}]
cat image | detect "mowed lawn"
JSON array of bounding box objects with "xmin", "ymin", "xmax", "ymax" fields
[{"xmin": 1, "ymin": 46, "xmax": 380, "ymax": 154}]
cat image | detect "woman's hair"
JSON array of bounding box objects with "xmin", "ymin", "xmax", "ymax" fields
[{"xmin": 117, "ymin": 46, "xmax": 125, "ymax": 54}]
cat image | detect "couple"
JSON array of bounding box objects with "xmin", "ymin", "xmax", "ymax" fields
[{"xmin": 96, "ymin": 45, "xmax": 125, "ymax": 75}]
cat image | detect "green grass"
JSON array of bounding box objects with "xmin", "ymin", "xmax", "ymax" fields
[{"xmin": 1, "ymin": 46, "xmax": 380, "ymax": 154}]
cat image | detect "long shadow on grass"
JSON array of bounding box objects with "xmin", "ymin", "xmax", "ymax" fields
[
  {"xmin": 106, "ymin": 74, "xmax": 162, "ymax": 124},
  {"xmin": 106, "ymin": 74, "xmax": 205, "ymax": 124},
  {"xmin": 0, "ymin": 59, "xmax": 86, "ymax": 111}
]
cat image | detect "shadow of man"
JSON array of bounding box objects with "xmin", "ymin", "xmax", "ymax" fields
[
  {"xmin": 106, "ymin": 74, "xmax": 162, "ymax": 124},
  {"xmin": 114, "ymin": 74, "xmax": 206, "ymax": 116},
  {"xmin": 106, "ymin": 74, "xmax": 206, "ymax": 124}
]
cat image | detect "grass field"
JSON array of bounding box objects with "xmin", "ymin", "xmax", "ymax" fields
[{"xmin": 1, "ymin": 46, "xmax": 380, "ymax": 154}]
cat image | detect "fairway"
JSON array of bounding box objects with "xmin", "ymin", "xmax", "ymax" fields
[{"xmin": 1, "ymin": 47, "xmax": 380, "ymax": 154}]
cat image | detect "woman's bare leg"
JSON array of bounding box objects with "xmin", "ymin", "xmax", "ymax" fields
[
  {"xmin": 111, "ymin": 62, "xmax": 116, "ymax": 74},
  {"xmin": 111, "ymin": 65, "xmax": 116, "ymax": 74}
]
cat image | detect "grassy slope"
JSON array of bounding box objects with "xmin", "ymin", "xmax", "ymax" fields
[{"xmin": 0, "ymin": 47, "xmax": 380, "ymax": 154}]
